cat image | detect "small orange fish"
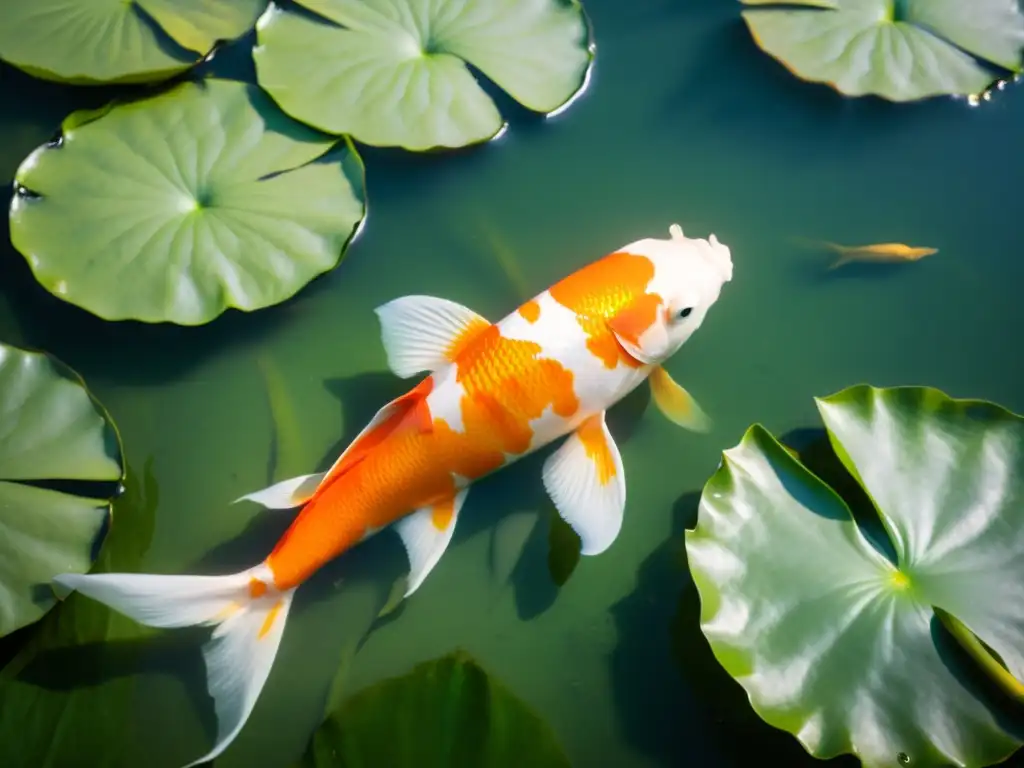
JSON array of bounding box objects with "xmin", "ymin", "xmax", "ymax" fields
[
  {"xmin": 52, "ymin": 223, "xmax": 734, "ymax": 767},
  {"xmin": 808, "ymin": 239, "xmax": 938, "ymax": 270}
]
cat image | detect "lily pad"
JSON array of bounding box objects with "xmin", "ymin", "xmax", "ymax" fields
[
  {"xmin": 740, "ymin": 0, "xmax": 1024, "ymax": 101},
  {"xmin": 10, "ymin": 78, "xmax": 366, "ymax": 325},
  {"xmin": 685, "ymin": 385, "xmax": 1024, "ymax": 767},
  {"xmin": 0, "ymin": 0, "xmax": 267, "ymax": 84},
  {"xmin": 253, "ymin": 0, "xmax": 594, "ymax": 150},
  {"xmin": 300, "ymin": 650, "xmax": 571, "ymax": 767},
  {"xmin": 0, "ymin": 457, "xmax": 158, "ymax": 768},
  {"xmin": 0, "ymin": 342, "xmax": 123, "ymax": 637}
]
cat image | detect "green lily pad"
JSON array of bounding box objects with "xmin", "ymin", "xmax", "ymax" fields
[
  {"xmin": 300, "ymin": 650, "xmax": 571, "ymax": 767},
  {"xmin": 0, "ymin": 342, "xmax": 123, "ymax": 637},
  {"xmin": 0, "ymin": 457, "xmax": 158, "ymax": 768},
  {"xmin": 685, "ymin": 385, "xmax": 1024, "ymax": 767},
  {"xmin": 741, "ymin": 0, "xmax": 1024, "ymax": 101},
  {"xmin": 10, "ymin": 78, "xmax": 366, "ymax": 325},
  {"xmin": 253, "ymin": 0, "xmax": 594, "ymax": 151},
  {"xmin": 0, "ymin": 0, "xmax": 267, "ymax": 84}
]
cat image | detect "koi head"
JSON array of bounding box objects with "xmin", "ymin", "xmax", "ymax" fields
[{"xmin": 608, "ymin": 223, "xmax": 733, "ymax": 365}]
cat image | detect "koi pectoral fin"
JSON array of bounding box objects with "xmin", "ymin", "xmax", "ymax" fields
[
  {"xmin": 394, "ymin": 488, "xmax": 470, "ymax": 597},
  {"xmin": 541, "ymin": 411, "xmax": 626, "ymax": 556},
  {"xmin": 233, "ymin": 472, "xmax": 326, "ymax": 509},
  {"xmin": 648, "ymin": 366, "xmax": 712, "ymax": 433}
]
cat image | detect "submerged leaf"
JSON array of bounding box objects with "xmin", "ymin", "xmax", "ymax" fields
[
  {"xmin": 301, "ymin": 650, "xmax": 570, "ymax": 767},
  {"xmin": 685, "ymin": 385, "xmax": 1024, "ymax": 767},
  {"xmin": 0, "ymin": 343, "xmax": 123, "ymax": 637},
  {"xmin": 0, "ymin": 457, "xmax": 158, "ymax": 767},
  {"xmin": 741, "ymin": 0, "xmax": 1024, "ymax": 101},
  {"xmin": 253, "ymin": 0, "xmax": 594, "ymax": 150},
  {"xmin": 0, "ymin": 0, "xmax": 266, "ymax": 84},
  {"xmin": 10, "ymin": 78, "xmax": 366, "ymax": 325}
]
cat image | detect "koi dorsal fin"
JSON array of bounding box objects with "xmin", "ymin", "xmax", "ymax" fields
[{"xmin": 374, "ymin": 295, "xmax": 491, "ymax": 378}]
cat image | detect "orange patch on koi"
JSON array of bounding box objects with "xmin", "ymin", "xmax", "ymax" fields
[
  {"xmin": 431, "ymin": 496, "xmax": 455, "ymax": 530},
  {"xmin": 317, "ymin": 377, "xmax": 435, "ymax": 492},
  {"xmin": 549, "ymin": 251, "xmax": 656, "ymax": 369},
  {"xmin": 455, "ymin": 325, "xmax": 579, "ymax": 453},
  {"xmin": 606, "ymin": 292, "xmax": 663, "ymax": 347},
  {"xmin": 444, "ymin": 317, "xmax": 491, "ymax": 362},
  {"xmin": 519, "ymin": 300, "xmax": 541, "ymax": 323},
  {"xmin": 248, "ymin": 577, "xmax": 267, "ymax": 598},
  {"xmin": 578, "ymin": 415, "xmax": 616, "ymax": 485}
]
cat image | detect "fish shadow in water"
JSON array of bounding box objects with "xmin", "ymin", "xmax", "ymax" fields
[
  {"xmin": 808, "ymin": 260, "xmax": 921, "ymax": 285},
  {"xmin": 609, "ymin": 489, "xmax": 857, "ymax": 767}
]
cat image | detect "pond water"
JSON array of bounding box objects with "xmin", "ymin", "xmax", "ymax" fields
[{"xmin": 2, "ymin": 0, "xmax": 1024, "ymax": 766}]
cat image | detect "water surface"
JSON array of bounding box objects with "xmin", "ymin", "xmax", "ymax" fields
[{"xmin": 2, "ymin": 1, "xmax": 1023, "ymax": 766}]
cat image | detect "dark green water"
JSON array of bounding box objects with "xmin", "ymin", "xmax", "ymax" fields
[{"xmin": 2, "ymin": 0, "xmax": 1023, "ymax": 766}]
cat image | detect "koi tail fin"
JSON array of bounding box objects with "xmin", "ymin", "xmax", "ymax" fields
[
  {"xmin": 827, "ymin": 253, "xmax": 855, "ymax": 271},
  {"xmin": 786, "ymin": 236, "xmax": 851, "ymax": 272},
  {"xmin": 52, "ymin": 567, "xmax": 295, "ymax": 768}
]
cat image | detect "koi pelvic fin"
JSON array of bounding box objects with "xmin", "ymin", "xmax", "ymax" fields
[
  {"xmin": 542, "ymin": 411, "xmax": 626, "ymax": 556},
  {"xmin": 53, "ymin": 565, "xmax": 294, "ymax": 768},
  {"xmin": 395, "ymin": 488, "xmax": 470, "ymax": 597}
]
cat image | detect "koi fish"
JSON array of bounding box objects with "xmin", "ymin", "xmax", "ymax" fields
[
  {"xmin": 52, "ymin": 223, "xmax": 733, "ymax": 767},
  {"xmin": 807, "ymin": 239, "xmax": 939, "ymax": 270}
]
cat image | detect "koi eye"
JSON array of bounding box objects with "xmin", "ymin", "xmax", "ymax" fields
[{"xmin": 676, "ymin": 307, "xmax": 693, "ymax": 319}]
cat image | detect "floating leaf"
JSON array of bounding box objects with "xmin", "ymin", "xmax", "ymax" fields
[
  {"xmin": 300, "ymin": 650, "xmax": 571, "ymax": 767},
  {"xmin": 0, "ymin": 342, "xmax": 123, "ymax": 637},
  {"xmin": 685, "ymin": 385, "xmax": 1024, "ymax": 767},
  {"xmin": 10, "ymin": 78, "xmax": 366, "ymax": 325},
  {"xmin": 253, "ymin": 0, "xmax": 594, "ymax": 150},
  {"xmin": 0, "ymin": 0, "xmax": 267, "ymax": 84},
  {"xmin": 741, "ymin": 0, "xmax": 1024, "ymax": 101},
  {"xmin": 0, "ymin": 456, "xmax": 157, "ymax": 768}
]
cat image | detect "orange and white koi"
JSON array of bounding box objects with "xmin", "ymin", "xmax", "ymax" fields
[{"xmin": 53, "ymin": 223, "xmax": 734, "ymax": 767}]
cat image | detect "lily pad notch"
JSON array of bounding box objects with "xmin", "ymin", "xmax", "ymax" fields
[
  {"xmin": 252, "ymin": 0, "xmax": 596, "ymax": 151},
  {"xmin": 0, "ymin": 0, "xmax": 269, "ymax": 84},
  {"xmin": 740, "ymin": 0, "xmax": 1024, "ymax": 102},
  {"xmin": 0, "ymin": 342, "xmax": 124, "ymax": 638},
  {"xmin": 10, "ymin": 78, "xmax": 367, "ymax": 326},
  {"xmin": 685, "ymin": 384, "xmax": 1024, "ymax": 768}
]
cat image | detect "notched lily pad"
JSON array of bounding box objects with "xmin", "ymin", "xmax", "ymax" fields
[
  {"xmin": 253, "ymin": 0, "xmax": 594, "ymax": 150},
  {"xmin": 0, "ymin": 342, "xmax": 123, "ymax": 637},
  {"xmin": 10, "ymin": 78, "xmax": 366, "ymax": 325},
  {"xmin": 300, "ymin": 650, "xmax": 571, "ymax": 767},
  {"xmin": 741, "ymin": 0, "xmax": 1024, "ymax": 101},
  {"xmin": 0, "ymin": 0, "xmax": 267, "ymax": 84},
  {"xmin": 685, "ymin": 384, "xmax": 1024, "ymax": 767}
]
